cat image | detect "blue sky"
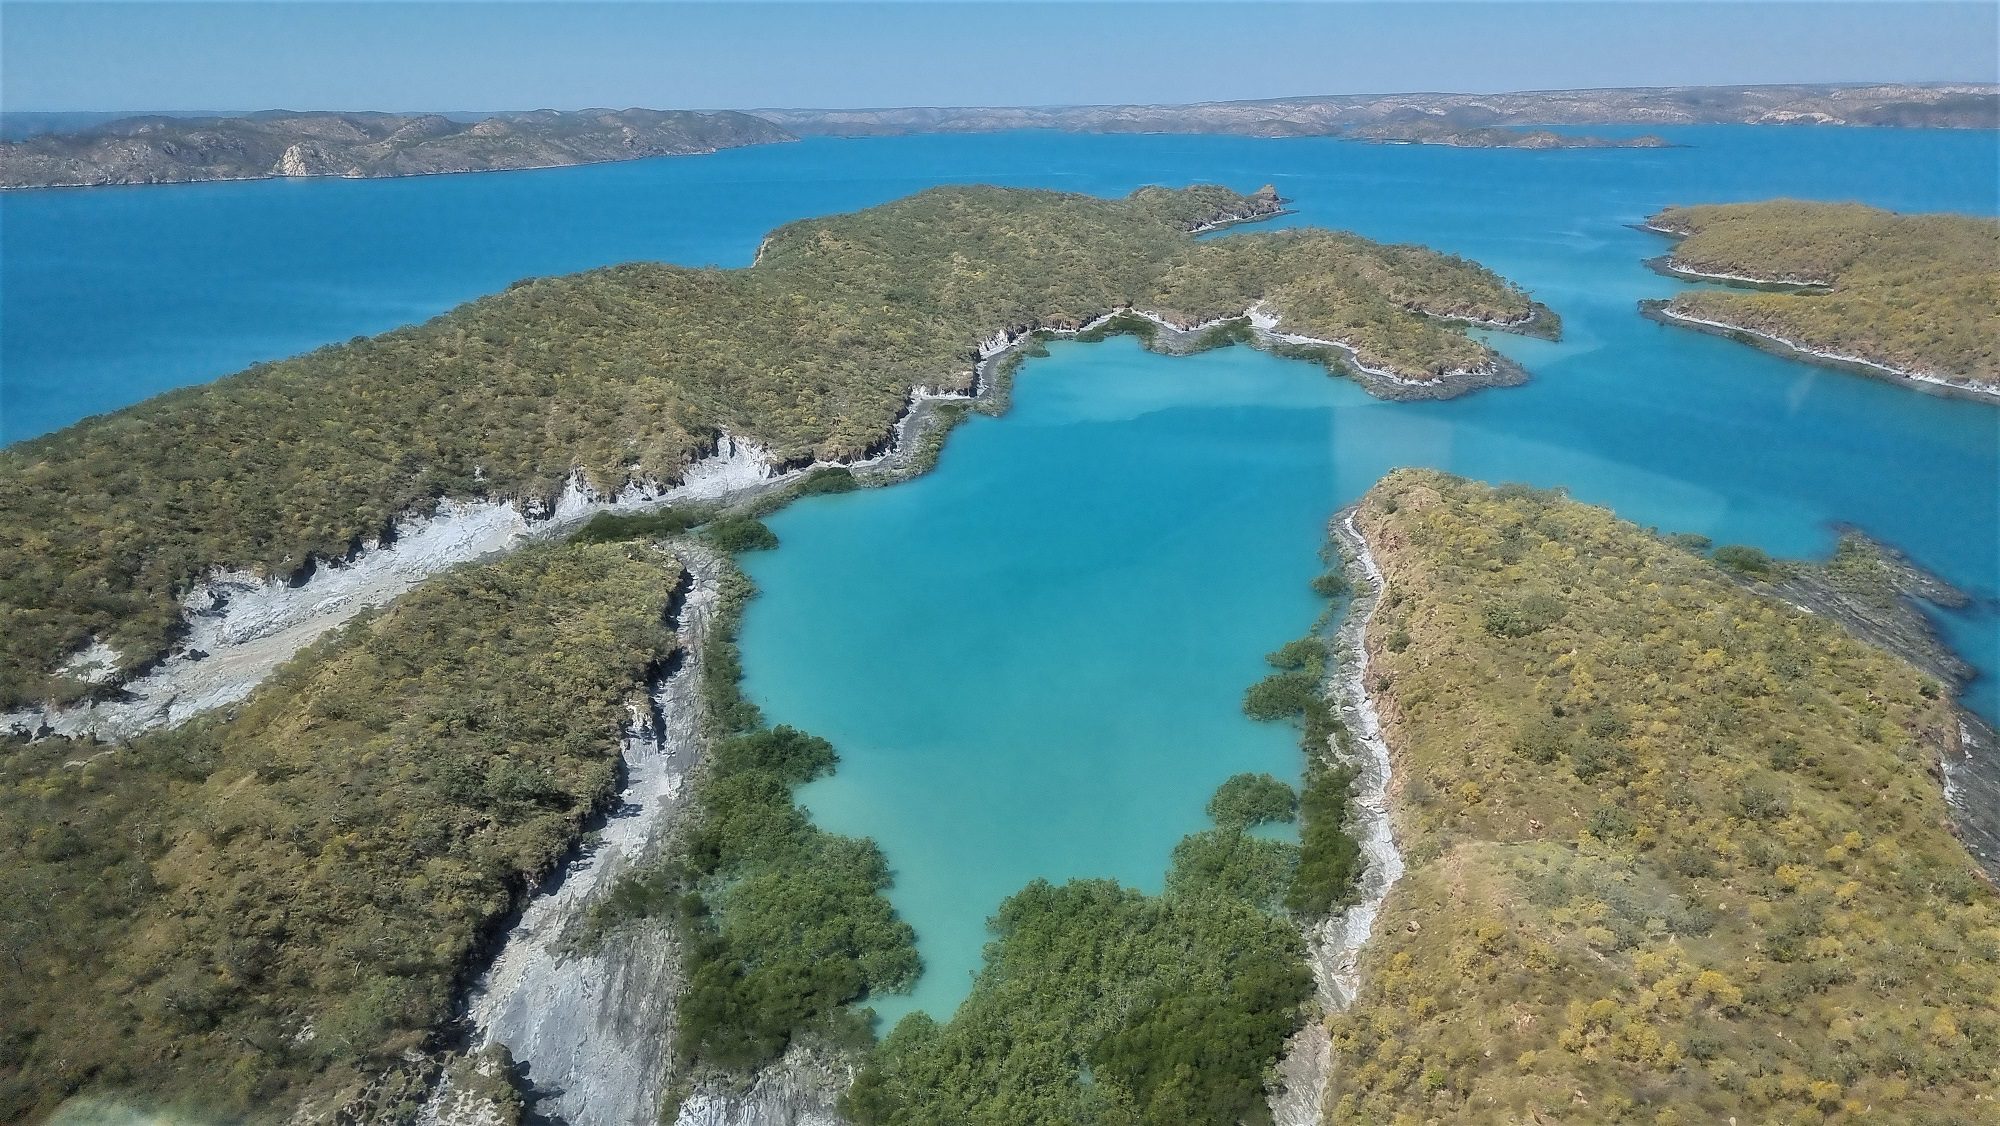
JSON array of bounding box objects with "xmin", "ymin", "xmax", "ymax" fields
[{"xmin": 3, "ymin": 2, "xmax": 1995, "ymax": 112}]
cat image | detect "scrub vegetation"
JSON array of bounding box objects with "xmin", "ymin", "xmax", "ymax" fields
[
  {"xmin": 1327, "ymin": 470, "xmax": 1997, "ymax": 1124},
  {"xmin": 1, "ymin": 184, "xmax": 1548, "ymax": 709},
  {"xmin": 581, "ymin": 563, "xmax": 917, "ymax": 1103},
  {"xmin": 0, "ymin": 542, "xmax": 684, "ymax": 1121},
  {"xmin": 1648, "ymin": 200, "xmax": 2000, "ymax": 387}
]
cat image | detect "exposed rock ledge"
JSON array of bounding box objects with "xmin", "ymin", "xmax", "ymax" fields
[
  {"xmin": 9, "ymin": 288, "xmax": 1537, "ymax": 746},
  {"xmin": 4, "ymin": 381, "xmax": 973, "ymax": 744},
  {"xmin": 1269, "ymin": 510, "xmax": 1407, "ymax": 1125},
  {"xmin": 1640, "ymin": 301, "xmax": 2000, "ymax": 404}
]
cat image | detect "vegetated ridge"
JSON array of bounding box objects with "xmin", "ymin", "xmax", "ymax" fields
[
  {"xmin": 1326, "ymin": 469, "xmax": 1995, "ymax": 1123},
  {"xmin": 0, "ymin": 541, "xmax": 691, "ymax": 1119},
  {"xmin": 1641, "ymin": 200, "xmax": 2000, "ymax": 399},
  {"xmin": 1339, "ymin": 121, "xmax": 1673, "ymax": 149},
  {"xmin": 9, "ymin": 83, "xmax": 1993, "ymax": 189},
  {"xmin": 0, "ymin": 183, "xmax": 1551, "ymax": 711},
  {"xmin": 756, "ymin": 82, "xmax": 1999, "ymax": 137},
  {"xmin": 0, "ymin": 108, "xmax": 793, "ymax": 188}
]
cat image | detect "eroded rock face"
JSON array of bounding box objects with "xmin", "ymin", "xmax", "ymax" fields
[
  {"xmin": 445, "ymin": 547, "xmax": 723, "ymax": 1126},
  {"xmin": 275, "ymin": 141, "xmax": 350, "ymax": 177}
]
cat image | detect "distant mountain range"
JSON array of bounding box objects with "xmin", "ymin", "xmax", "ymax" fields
[
  {"xmin": 755, "ymin": 82, "xmax": 1999, "ymax": 137},
  {"xmin": 4, "ymin": 83, "xmax": 1993, "ymax": 189},
  {"xmin": 0, "ymin": 108, "xmax": 791, "ymax": 188}
]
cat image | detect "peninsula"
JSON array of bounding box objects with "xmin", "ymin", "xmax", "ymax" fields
[
  {"xmin": 0, "ymin": 108, "xmax": 792, "ymax": 188},
  {"xmin": 1641, "ymin": 200, "xmax": 2000, "ymax": 400},
  {"xmin": 1331, "ymin": 470, "xmax": 1996, "ymax": 1122},
  {"xmin": 0, "ymin": 184, "xmax": 1551, "ymax": 716}
]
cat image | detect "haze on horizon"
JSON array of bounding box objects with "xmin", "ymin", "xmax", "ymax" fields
[{"xmin": 3, "ymin": 0, "xmax": 1996, "ymax": 115}]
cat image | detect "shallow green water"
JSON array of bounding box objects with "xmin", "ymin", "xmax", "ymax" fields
[{"xmin": 732, "ymin": 128, "xmax": 1998, "ymax": 1022}]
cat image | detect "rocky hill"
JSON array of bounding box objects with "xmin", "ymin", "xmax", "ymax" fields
[
  {"xmin": 9, "ymin": 84, "xmax": 1990, "ymax": 189},
  {"xmin": 756, "ymin": 82, "xmax": 1999, "ymax": 137},
  {"xmin": 0, "ymin": 108, "xmax": 794, "ymax": 188}
]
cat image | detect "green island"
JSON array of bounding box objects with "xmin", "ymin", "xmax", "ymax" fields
[
  {"xmin": 1641, "ymin": 200, "xmax": 2000, "ymax": 399},
  {"xmin": 0, "ymin": 183, "xmax": 1552, "ymax": 711},
  {"xmin": 1328, "ymin": 470, "xmax": 1996, "ymax": 1123}
]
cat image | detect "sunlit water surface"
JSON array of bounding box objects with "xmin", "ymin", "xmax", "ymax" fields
[{"xmin": 6, "ymin": 126, "xmax": 1996, "ymax": 1021}]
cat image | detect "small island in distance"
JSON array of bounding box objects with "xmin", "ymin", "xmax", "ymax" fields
[{"xmin": 1641, "ymin": 200, "xmax": 2000, "ymax": 401}]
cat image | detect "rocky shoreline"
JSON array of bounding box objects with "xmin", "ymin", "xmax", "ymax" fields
[
  {"xmin": 1722, "ymin": 529, "xmax": 2000, "ymax": 883},
  {"xmin": 1640, "ymin": 251, "xmax": 1832, "ymax": 292},
  {"xmin": 1269, "ymin": 510, "xmax": 1408, "ymax": 1125},
  {"xmin": 1640, "ymin": 300, "xmax": 2000, "ymax": 404},
  {"xmin": 7, "ymin": 273, "xmax": 1544, "ymax": 745},
  {"xmin": 419, "ymin": 545, "xmax": 720, "ymax": 1126}
]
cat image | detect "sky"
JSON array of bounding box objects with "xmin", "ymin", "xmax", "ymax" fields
[{"xmin": 3, "ymin": 1, "xmax": 1996, "ymax": 113}]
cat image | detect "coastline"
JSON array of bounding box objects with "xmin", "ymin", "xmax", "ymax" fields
[
  {"xmin": 1246, "ymin": 302, "xmax": 1533, "ymax": 400},
  {"xmin": 1641, "ymin": 253, "xmax": 1832, "ymax": 292},
  {"xmin": 1269, "ymin": 509, "xmax": 1408, "ymax": 1125},
  {"xmin": 1, "ymin": 329, "xmax": 999, "ymax": 743},
  {"xmin": 0, "ymin": 139, "xmax": 798, "ymax": 193},
  {"xmin": 1640, "ymin": 300, "xmax": 2000, "ymax": 404},
  {"xmin": 419, "ymin": 543, "xmax": 721, "ymax": 1126},
  {"xmin": 8, "ymin": 267, "xmax": 1536, "ymax": 744}
]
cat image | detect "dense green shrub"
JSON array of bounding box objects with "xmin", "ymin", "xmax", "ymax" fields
[
  {"xmin": 1310, "ymin": 566, "xmax": 1352, "ymax": 598},
  {"xmin": 795, "ymin": 467, "xmax": 861, "ymax": 496},
  {"xmin": 1711, "ymin": 543, "xmax": 1775, "ymax": 576},
  {"xmin": 1243, "ymin": 670, "xmax": 1320, "ymax": 720},
  {"xmin": 703, "ymin": 514, "xmax": 779, "ymax": 553},
  {"xmin": 1288, "ymin": 757, "xmax": 1366, "ymax": 917},
  {"xmin": 1205, "ymin": 772, "xmax": 1299, "ymax": 829},
  {"xmin": 593, "ymin": 631, "xmax": 917, "ymax": 1081},
  {"xmin": 843, "ymin": 876, "xmax": 1309, "ymax": 1125},
  {"xmin": 569, "ymin": 507, "xmax": 707, "ymax": 543}
]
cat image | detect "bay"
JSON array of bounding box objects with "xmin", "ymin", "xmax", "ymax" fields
[{"xmin": 5, "ymin": 124, "xmax": 1995, "ymax": 1021}]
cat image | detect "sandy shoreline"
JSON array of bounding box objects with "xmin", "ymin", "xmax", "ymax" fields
[{"xmin": 1270, "ymin": 509, "xmax": 1407, "ymax": 1125}]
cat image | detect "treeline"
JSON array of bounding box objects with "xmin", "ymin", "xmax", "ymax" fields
[
  {"xmin": 1327, "ymin": 470, "xmax": 1997, "ymax": 1123},
  {"xmin": 841, "ymin": 549, "xmax": 1375, "ymax": 1123},
  {"xmin": 841, "ymin": 800, "xmax": 1313, "ymax": 1125},
  {"xmin": 1649, "ymin": 200, "xmax": 2000, "ymax": 386},
  {"xmin": 2, "ymin": 184, "xmax": 1545, "ymax": 709},
  {"xmin": 0, "ymin": 542, "xmax": 683, "ymax": 1120},
  {"xmin": 582, "ymin": 570, "xmax": 919, "ymax": 1103}
]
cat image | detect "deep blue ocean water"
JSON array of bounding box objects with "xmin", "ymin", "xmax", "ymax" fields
[{"xmin": 4, "ymin": 126, "xmax": 1996, "ymax": 1021}]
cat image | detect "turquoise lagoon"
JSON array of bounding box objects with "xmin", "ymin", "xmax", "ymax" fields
[{"xmin": 5, "ymin": 126, "xmax": 1997, "ymax": 1021}]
